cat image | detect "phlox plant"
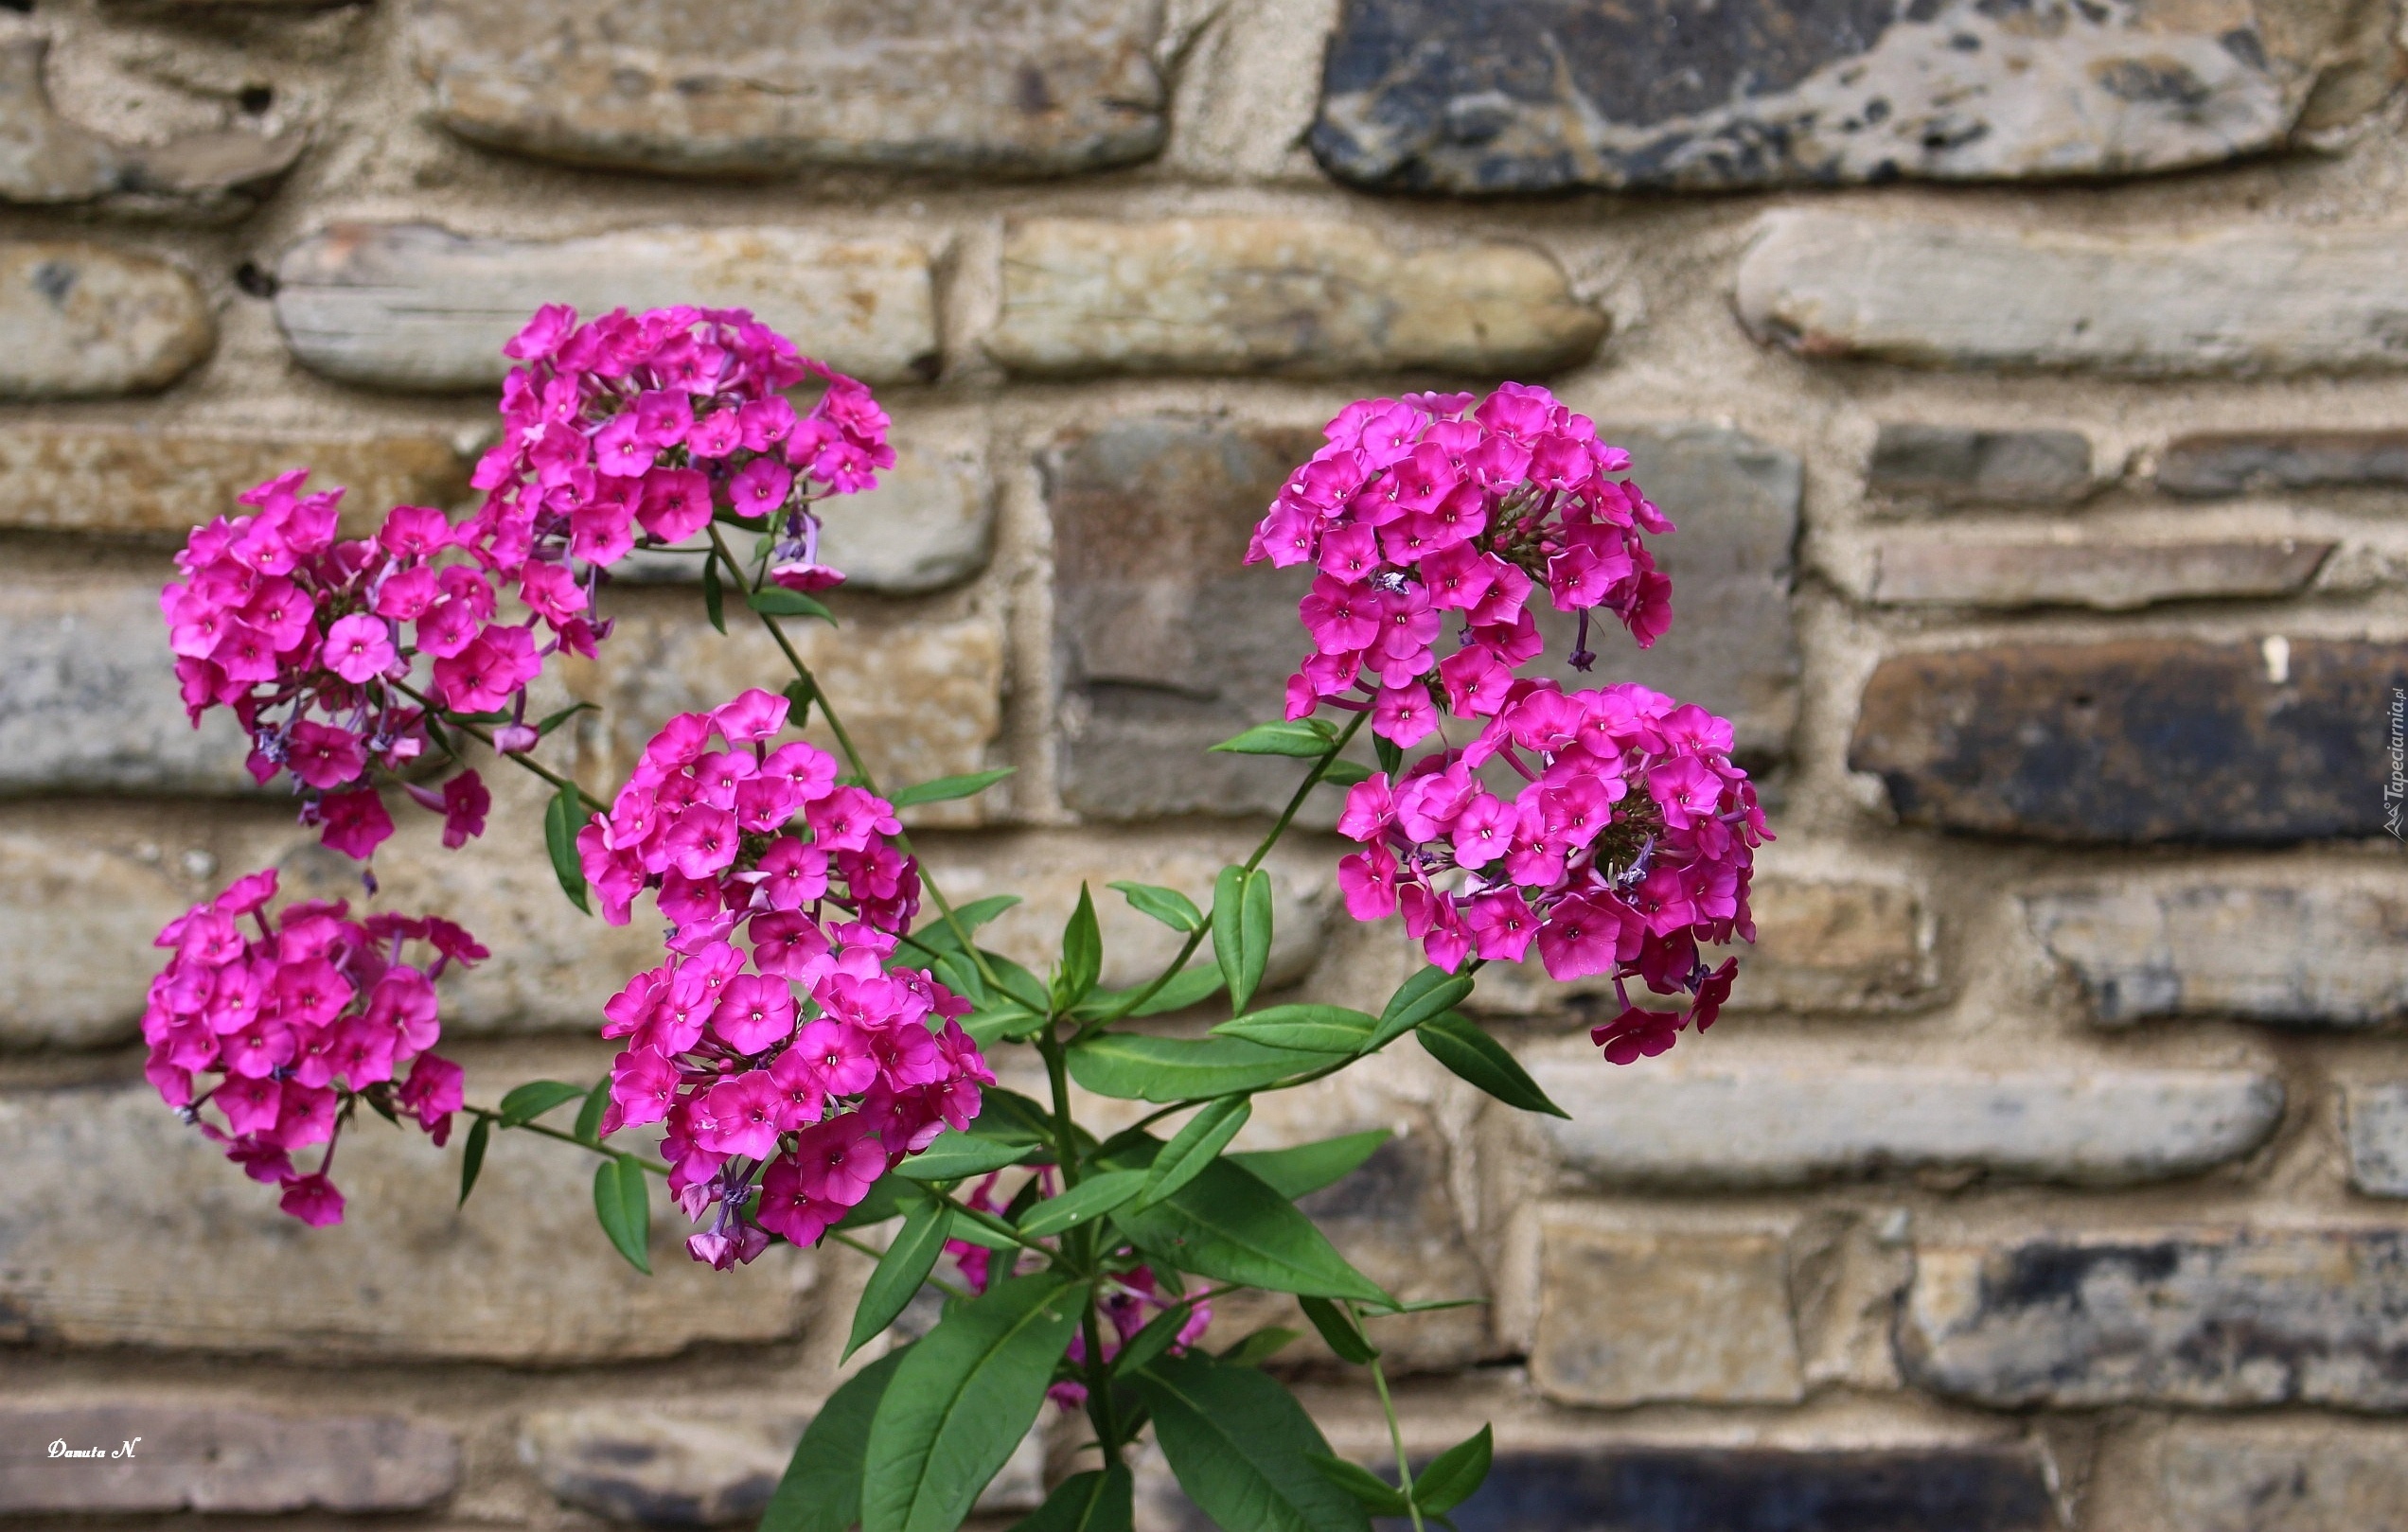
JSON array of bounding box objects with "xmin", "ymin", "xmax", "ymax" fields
[{"xmin": 143, "ymin": 304, "xmax": 1765, "ymax": 1532}]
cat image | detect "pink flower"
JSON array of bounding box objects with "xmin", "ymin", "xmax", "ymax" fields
[
  {"xmin": 315, "ymin": 788, "xmax": 393, "ymax": 860},
  {"xmin": 711, "ymin": 975, "xmax": 797, "ymax": 1055},
  {"xmin": 277, "ymin": 1173, "xmax": 345, "ymax": 1227},
  {"xmin": 712, "ymin": 687, "xmax": 790, "ymax": 744},
  {"xmin": 319, "ymin": 614, "xmax": 397, "ymax": 683},
  {"xmin": 286, "ymin": 721, "xmax": 366, "ymax": 790},
  {"xmin": 789, "ymin": 1115, "xmax": 883, "ymax": 1207}
]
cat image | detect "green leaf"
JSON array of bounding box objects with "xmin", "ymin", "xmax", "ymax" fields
[
  {"xmin": 1109, "ymin": 1302, "xmax": 1193, "ymax": 1380},
  {"xmin": 748, "ymin": 587, "xmax": 836, "ymax": 623},
  {"xmin": 1139, "ymin": 1096, "xmax": 1250, "ymax": 1209},
  {"xmin": 702, "ymin": 551, "xmax": 728, "ymax": 632},
  {"xmin": 846, "ymin": 1195, "xmax": 947, "ymax": 1360},
  {"xmin": 890, "ymin": 767, "xmax": 1016, "ymax": 809},
  {"xmin": 1068, "ymin": 1034, "xmax": 1320, "ymax": 1103},
  {"xmin": 781, "ymin": 676, "xmax": 818, "ymax": 729},
  {"xmin": 1306, "ymin": 1454, "xmax": 1409, "ymax": 1517},
  {"xmin": 984, "ymin": 952, "xmax": 1053, "ymax": 1013},
  {"xmin": 1318, "ymin": 758, "xmax": 1374, "ymax": 788},
  {"xmin": 592, "ymin": 1156, "xmax": 651, "ymax": 1275},
  {"xmin": 1298, "ymin": 1296, "xmax": 1379, "ymax": 1365},
  {"xmin": 497, "ymin": 1079, "xmax": 587, "ymax": 1128},
  {"xmin": 860, "ymin": 1272, "xmax": 1085, "ymax": 1532},
  {"xmin": 542, "ymin": 781, "xmax": 592, "ymax": 915},
  {"xmin": 1210, "ymin": 720, "xmax": 1336, "ymax": 758},
  {"xmin": 1218, "ymin": 1327, "xmax": 1301, "ymax": 1367},
  {"xmin": 1054, "ymin": 883, "xmax": 1102, "ymax": 1011},
  {"xmin": 967, "ymin": 1089, "xmax": 1059, "ymax": 1148},
  {"xmin": 1373, "ymin": 735, "xmax": 1403, "ymax": 776},
  {"xmin": 1131, "ymin": 1351, "xmax": 1372, "ymax": 1532},
  {"xmin": 912, "ymin": 896, "xmax": 1022, "ymax": 957},
  {"xmin": 944, "ymin": 1211, "xmax": 1019, "ymax": 1251},
  {"xmin": 573, "ymin": 1077, "xmax": 610, "ymax": 1144},
  {"xmin": 457, "ymin": 1114, "xmax": 490, "ymax": 1207},
  {"xmin": 835, "ymin": 1170, "xmax": 918, "ymax": 1231},
  {"xmin": 1212, "ymin": 866, "xmax": 1274, "ymax": 1015},
  {"xmin": 1412, "ymin": 1424, "xmax": 1494, "ymax": 1517},
  {"xmin": 534, "ymin": 700, "xmax": 597, "ymax": 738},
  {"xmin": 1007, "ymin": 1465, "xmax": 1133, "ymax": 1532},
  {"xmin": 1111, "ymin": 1159, "xmax": 1388, "ymax": 1303},
  {"xmin": 1015, "ymin": 1169, "xmax": 1144, "ymax": 1239},
  {"xmin": 758, "ymin": 1344, "xmax": 910, "ymax": 1532},
  {"xmin": 1213, "ymin": 1004, "xmax": 1376, "ymax": 1054},
  {"xmin": 1107, "ymin": 881, "xmax": 1204, "ymax": 933},
  {"xmin": 1228, "ymin": 1130, "xmax": 1390, "ymax": 1200},
  {"xmin": 1416, "ymin": 1010, "xmax": 1569, "ymax": 1118},
  {"xmin": 1074, "ymin": 963, "xmax": 1225, "ymax": 1021},
  {"xmin": 1365, "ymin": 965, "xmax": 1476, "ymax": 1052},
  {"xmin": 896, "ymin": 1131, "xmax": 1039, "ymax": 1181}
]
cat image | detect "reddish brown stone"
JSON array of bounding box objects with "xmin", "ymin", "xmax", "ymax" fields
[
  {"xmin": 1848, "ymin": 640, "xmax": 2405, "ymax": 844},
  {"xmin": 2157, "ymin": 431, "xmax": 2408, "ymax": 498}
]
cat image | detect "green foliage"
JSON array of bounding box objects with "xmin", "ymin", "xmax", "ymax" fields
[
  {"xmin": 748, "ymin": 587, "xmax": 835, "ymax": 623},
  {"xmin": 1212, "ymin": 866, "xmax": 1276, "ymax": 1014},
  {"xmin": 1008, "ymin": 1466, "xmax": 1133, "ymax": 1532},
  {"xmin": 1414, "ymin": 1425, "xmax": 1496, "ymax": 1516},
  {"xmin": 1218, "ymin": 1327, "xmax": 1301, "ymax": 1367},
  {"xmin": 1067, "ymin": 1034, "xmax": 1319, "ymax": 1102},
  {"xmin": 1072, "ymin": 963, "xmax": 1224, "ymax": 1020},
  {"xmin": 572, "ymin": 1077, "xmax": 611, "ymax": 1144},
  {"xmin": 1054, "ymin": 884, "xmax": 1102, "ymax": 1010},
  {"xmin": 1227, "ymin": 1130, "xmax": 1390, "ymax": 1200},
  {"xmin": 1107, "ymin": 880, "xmax": 1204, "ymax": 932},
  {"xmin": 895, "ymin": 1131, "xmax": 1038, "ymax": 1181},
  {"xmin": 702, "ymin": 550, "xmax": 728, "ymax": 631},
  {"xmin": 757, "ymin": 1345, "xmax": 909, "ymax": 1532},
  {"xmin": 497, "ymin": 1080, "xmax": 587, "ymax": 1127},
  {"xmin": 1304, "ymin": 1454, "xmax": 1408, "ymax": 1518},
  {"xmin": 1415, "ymin": 1010, "xmax": 1570, "ymax": 1118},
  {"xmin": 1015, "ymin": 1169, "xmax": 1144, "ymax": 1238},
  {"xmin": 890, "ymin": 767, "xmax": 1016, "ymax": 808},
  {"xmin": 591, "ymin": 1156, "xmax": 650, "ymax": 1275},
  {"xmin": 1366, "ymin": 964, "xmax": 1477, "ymax": 1051},
  {"xmin": 1131, "ymin": 1351, "xmax": 1372, "ymax": 1532},
  {"xmin": 1111, "ymin": 1159, "xmax": 1388, "ymax": 1304},
  {"xmin": 1138, "ymin": 1096, "xmax": 1250, "ymax": 1209},
  {"xmin": 1213, "ymin": 1004, "xmax": 1376, "ymax": 1053},
  {"xmin": 1210, "ymin": 719, "xmax": 1337, "ymax": 758},
  {"xmin": 542, "ymin": 780, "xmax": 591, "ymax": 914},
  {"xmin": 1298, "ymin": 1296, "xmax": 1378, "ymax": 1365},
  {"xmin": 456, "ymin": 1115, "xmax": 490, "ymax": 1206},
  {"xmin": 846, "ymin": 1195, "xmax": 947, "ymax": 1360}
]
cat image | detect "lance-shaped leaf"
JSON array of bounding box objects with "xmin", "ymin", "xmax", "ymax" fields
[
  {"xmin": 1131, "ymin": 1351, "xmax": 1371, "ymax": 1532},
  {"xmin": 748, "ymin": 586, "xmax": 835, "ymax": 623},
  {"xmin": 1072, "ymin": 964, "xmax": 1225, "ymax": 1021},
  {"xmin": 542, "ymin": 781, "xmax": 591, "ymax": 914},
  {"xmin": 1212, "ymin": 866, "xmax": 1275, "ymax": 1015},
  {"xmin": 1298, "ymin": 1296, "xmax": 1378, "ymax": 1365},
  {"xmin": 1416, "ymin": 1010, "xmax": 1569, "ymax": 1118},
  {"xmin": 1111, "ymin": 1159, "xmax": 1387, "ymax": 1304},
  {"xmin": 1218, "ymin": 1327, "xmax": 1301, "ymax": 1368},
  {"xmin": 1016, "ymin": 1169, "xmax": 1144, "ymax": 1239},
  {"xmin": 497, "ymin": 1079, "xmax": 586, "ymax": 1127},
  {"xmin": 457, "ymin": 1115, "xmax": 490, "ymax": 1207},
  {"xmin": 890, "ymin": 766, "xmax": 1016, "ymax": 809},
  {"xmin": 1305, "ymin": 1454, "xmax": 1408, "ymax": 1518},
  {"xmin": 1054, "ymin": 884, "xmax": 1102, "ymax": 1010},
  {"xmin": 1364, "ymin": 964, "xmax": 1475, "ymax": 1051},
  {"xmin": 861, "ymin": 1272, "xmax": 1085, "ymax": 1532},
  {"xmin": 1227, "ymin": 1130, "xmax": 1390, "ymax": 1200},
  {"xmin": 846, "ymin": 1195, "xmax": 947, "ymax": 1360},
  {"xmin": 1138, "ymin": 1096, "xmax": 1250, "ymax": 1209},
  {"xmin": 1068, "ymin": 1034, "xmax": 1322, "ymax": 1102},
  {"xmin": 572, "ymin": 1076, "xmax": 611, "ymax": 1144},
  {"xmin": 701, "ymin": 550, "xmax": 728, "ymax": 632},
  {"xmin": 1107, "ymin": 880, "xmax": 1204, "ymax": 933},
  {"xmin": 1317, "ymin": 757, "xmax": 1374, "ymax": 788},
  {"xmin": 758, "ymin": 1344, "xmax": 911, "ymax": 1532},
  {"xmin": 1209, "ymin": 719, "xmax": 1337, "ymax": 758},
  {"xmin": 896, "ymin": 1131, "xmax": 1039, "ymax": 1181},
  {"xmin": 1108, "ymin": 1301, "xmax": 1194, "ymax": 1381},
  {"xmin": 1007, "ymin": 1464, "xmax": 1133, "ymax": 1532},
  {"xmin": 1413, "ymin": 1424, "xmax": 1495, "ymax": 1517},
  {"xmin": 1213, "ymin": 1004, "xmax": 1376, "ymax": 1054},
  {"xmin": 592, "ymin": 1156, "xmax": 651, "ymax": 1275}
]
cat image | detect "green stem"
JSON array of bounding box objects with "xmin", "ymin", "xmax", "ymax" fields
[
  {"xmin": 394, "ymin": 681, "xmax": 608, "ymax": 814},
  {"xmin": 1357, "ymin": 1302, "xmax": 1426, "ymax": 1532},
  {"xmin": 458, "ymin": 1103, "xmax": 669, "ymax": 1175}
]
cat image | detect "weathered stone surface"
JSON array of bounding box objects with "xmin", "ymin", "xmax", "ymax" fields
[
  {"xmin": 522, "ymin": 1406, "xmax": 1045, "ymax": 1524},
  {"xmin": 2346, "ymin": 1083, "xmax": 2408, "ymax": 1198},
  {"xmin": 1531, "ymin": 1214, "xmax": 1801, "ymax": 1405},
  {"xmin": 0, "ymin": 426, "xmax": 467, "ymax": 536},
  {"xmin": 1347, "ymin": 1447, "xmax": 2054, "ymax": 1532},
  {"xmin": 1738, "ymin": 212, "xmax": 2408, "ymax": 376},
  {"xmin": 987, "ymin": 219, "xmax": 1602, "ymax": 379},
  {"xmin": 0, "ymin": 241, "xmax": 210, "ymax": 397},
  {"xmin": 2159, "ymin": 430, "xmax": 2408, "ymax": 497},
  {"xmin": 1050, "ymin": 416, "xmax": 1797, "ymax": 819},
  {"xmin": 1474, "ymin": 874, "xmax": 1939, "ymax": 1017},
  {"xmin": 2026, "ymin": 877, "xmax": 2408, "ymax": 1028},
  {"xmin": 1850, "ymin": 640, "xmax": 2406, "ymax": 843},
  {"xmin": 622, "ymin": 416, "xmax": 991, "ymax": 593},
  {"xmin": 0, "ymin": 1404, "xmax": 456, "ymax": 1514},
  {"xmin": 407, "ymin": 0, "xmax": 1164, "ymax": 176},
  {"xmin": 0, "ymin": 813, "xmax": 215, "ymax": 1050},
  {"xmin": 2158, "ymin": 1426, "xmax": 2408, "ymax": 1532},
  {"xmin": 0, "ymin": 37, "xmax": 304, "ymax": 217},
  {"xmin": 556, "ymin": 594, "xmax": 1005, "ymax": 825},
  {"xmin": 1903, "ymin": 1228, "xmax": 2408, "ymax": 1408},
  {"xmin": 1311, "ymin": 0, "xmax": 2362, "ymax": 195},
  {"xmin": 1868, "ymin": 424, "xmax": 2095, "ymax": 506},
  {"xmin": 275, "ymin": 223, "xmax": 937, "ymax": 390},
  {"xmin": 1868, "ymin": 536, "xmax": 2330, "ymax": 609},
  {"xmin": 0, "ymin": 1082, "xmax": 816, "ymax": 1359},
  {"xmin": 1532, "ymin": 1058, "xmax": 2282, "ymax": 1188},
  {"xmin": 0, "ymin": 574, "xmax": 254, "ymax": 795}
]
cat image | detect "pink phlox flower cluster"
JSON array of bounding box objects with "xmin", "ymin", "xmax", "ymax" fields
[
  {"xmin": 1337, "ymin": 677, "xmax": 1767, "ymax": 1065},
  {"xmin": 142, "ymin": 867, "xmax": 485, "ymax": 1225},
  {"xmin": 1247, "ymin": 384, "xmax": 1673, "ymax": 748},
  {"xmin": 472, "ymin": 304, "xmax": 894, "ymax": 598},
  {"xmin": 584, "ymin": 690, "xmax": 990, "ymax": 1268},
  {"xmin": 947, "ymin": 1171, "xmax": 1212, "ymax": 1408}
]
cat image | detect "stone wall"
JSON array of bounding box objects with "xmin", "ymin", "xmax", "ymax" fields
[{"xmin": 2, "ymin": 2, "xmax": 2405, "ymax": 1529}]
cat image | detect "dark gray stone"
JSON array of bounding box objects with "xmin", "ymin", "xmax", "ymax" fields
[
  {"xmin": 1903, "ymin": 1229, "xmax": 2408, "ymax": 1408},
  {"xmin": 1311, "ymin": 0, "xmax": 2354, "ymax": 195},
  {"xmin": 1868, "ymin": 425, "xmax": 2094, "ymax": 506},
  {"xmin": 1048, "ymin": 416, "xmax": 1798, "ymax": 820},
  {"xmin": 0, "ymin": 1404, "xmax": 457, "ymax": 1514},
  {"xmin": 1849, "ymin": 640, "xmax": 2407, "ymax": 844},
  {"xmin": 2158, "ymin": 431, "xmax": 2408, "ymax": 498}
]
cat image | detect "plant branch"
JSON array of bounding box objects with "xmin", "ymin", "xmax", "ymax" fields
[
  {"xmin": 1356, "ymin": 1300, "xmax": 1426, "ymax": 1532},
  {"xmin": 394, "ymin": 680, "xmax": 607, "ymax": 814},
  {"xmin": 458, "ymin": 1103, "xmax": 668, "ymax": 1175}
]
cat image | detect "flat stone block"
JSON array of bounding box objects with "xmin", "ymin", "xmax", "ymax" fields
[
  {"xmin": 2159, "ymin": 1424, "xmax": 2408, "ymax": 1532},
  {"xmin": 2346, "ymin": 1083, "xmax": 2408, "ymax": 1198},
  {"xmin": 1903, "ymin": 1228, "xmax": 2408, "ymax": 1408},
  {"xmin": 1868, "ymin": 424, "xmax": 2095, "ymax": 507},
  {"xmin": 0, "ymin": 1403, "xmax": 456, "ymax": 1514},
  {"xmin": 1850, "ymin": 639, "xmax": 2406, "ymax": 843},
  {"xmin": 1868, "ymin": 536, "xmax": 2330, "ymax": 609},
  {"xmin": 988, "ymin": 218, "xmax": 1603, "ymax": 379},
  {"xmin": 1738, "ymin": 211, "xmax": 2408, "ymax": 376},
  {"xmin": 276, "ymin": 222, "xmax": 938, "ymax": 390},
  {"xmin": 2026, "ymin": 876, "xmax": 2408, "ymax": 1028},
  {"xmin": 1530, "ymin": 1213, "xmax": 1802, "ymax": 1406},
  {"xmin": 2159, "ymin": 430, "xmax": 2408, "ymax": 497},
  {"xmin": 0, "ymin": 1083, "xmax": 816, "ymax": 1360},
  {"xmin": 1313, "ymin": 0, "xmax": 2354, "ymax": 194},
  {"xmin": 0, "ymin": 426, "xmax": 467, "ymax": 537},
  {"xmin": 1532, "ymin": 1059, "xmax": 2282, "ymax": 1188},
  {"xmin": 0, "ymin": 813, "xmax": 219, "ymax": 1050},
  {"xmin": 0, "ymin": 241, "xmax": 210, "ymax": 397},
  {"xmin": 408, "ymin": 0, "xmax": 1165, "ymax": 176}
]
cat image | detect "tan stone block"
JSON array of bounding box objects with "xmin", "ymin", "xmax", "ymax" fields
[
  {"xmin": 2159, "ymin": 1423, "xmax": 2408, "ymax": 1532},
  {"xmin": 0, "ymin": 1081, "xmax": 815, "ymax": 1361},
  {"xmin": 1529, "ymin": 1209, "xmax": 1802, "ymax": 1406},
  {"xmin": 989, "ymin": 218, "xmax": 1602, "ymax": 379},
  {"xmin": 0, "ymin": 1403, "xmax": 456, "ymax": 1514},
  {"xmin": 0, "ymin": 810, "xmax": 217, "ymax": 1049},
  {"xmin": 0, "ymin": 241, "xmax": 210, "ymax": 397},
  {"xmin": 0, "ymin": 426, "xmax": 467, "ymax": 536},
  {"xmin": 1869, "ymin": 537, "xmax": 2331, "ymax": 610}
]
